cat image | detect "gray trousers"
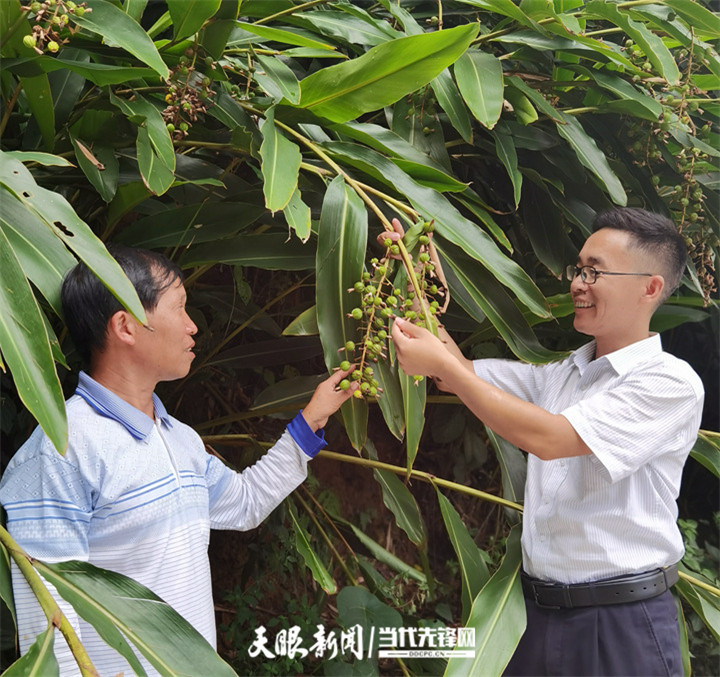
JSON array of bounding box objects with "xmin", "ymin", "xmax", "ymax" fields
[{"xmin": 504, "ymin": 590, "xmax": 681, "ymax": 677}]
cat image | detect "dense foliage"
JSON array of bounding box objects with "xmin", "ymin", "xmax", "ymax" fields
[{"xmin": 1, "ymin": 0, "xmax": 718, "ymax": 675}]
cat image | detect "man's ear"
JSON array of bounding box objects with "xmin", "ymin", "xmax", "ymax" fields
[
  {"xmin": 644, "ymin": 275, "xmax": 665, "ymax": 305},
  {"xmin": 107, "ymin": 310, "xmax": 139, "ymax": 347}
]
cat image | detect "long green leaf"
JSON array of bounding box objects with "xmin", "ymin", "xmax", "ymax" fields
[
  {"xmin": 283, "ymin": 187, "xmax": 312, "ymax": 242},
  {"xmin": 36, "ymin": 559, "xmax": 237, "ymax": 676},
  {"xmin": 0, "ymin": 186, "xmax": 76, "ymax": 315},
  {"xmin": 282, "ymin": 306, "xmax": 319, "ymax": 336},
  {"xmin": 298, "ymin": 23, "xmax": 478, "ymax": 122},
  {"xmin": 445, "ymin": 524, "xmax": 525, "ymax": 677},
  {"xmin": 255, "ymin": 54, "xmax": 301, "ymax": 104},
  {"xmin": 585, "ymin": 1, "xmax": 679, "ymax": 83},
  {"xmin": 180, "ymin": 233, "xmax": 315, "ymax": 269},
  {"xmin": 493, "ymin": 125, "xmax": 522, "ymax": 207},
  {"xmin": 297, "ymin": 10, "xmax": 400, "ymax": 47},
  {"xmin": 70, "ymin": 138, "xmax": 119, "ymax": 203},
  {"xmin": 3, "ymin": 626, "xmax": 58, "ymax": 677},
  {"xmin": 431, "ymin": 69, "xmax": 473, "ymax": 143},
  {"xmin": 0, "ymin": 540, "xmax": 16, "ymax": 628},
  {"xmin": 436, "ymin": 489, "xmax": 490, "ymax": 624},
  {"xmin": 0, "ymin": 227, "xmax": 66, "ymax": 454},
  {"xmin": 2, "ymin": 55, "xmax": 156, "ymax": 86},
  {"xmin": 1, "ymin": 152, "xmax": 72, "ymax": 167},
  {"xmin": 168, "ymin": 0, "xmax": 221, "ymax": 40},
  {"xmin": 251, "ymin": 375, "xmax": 324, "ymax": 413},
  {"xmin": 316, "ymin": 176, "xmax": 368, "ymax": 450},
  {"xmin": 486, "ymin": 427, "xmax": 526, "ymax": 526},
  {"xmin": 455, "ymin": 50, "xmax": 504, "ymax": 130},
  {"xmin": 0, "ymin": 152, "xmax": 146, "ymax": 325},
  {"xmin": 690, "ymin": 432, "xmax": 720, "ymax": 479},
  {"xmin": 373, "ymin": 355, "xmax": 405, "ymax": 441},
  {"xmin": 373, "ymin": 469, "xmax": 426, "ymax": 546},
  {"xmin": 232, "ymin": 22, "xmax": 336, "ymax": 51},
  {"xmin": 663, "ymin": 0, "xmax": 720, "ymax": 38},
  {"xmin": 260, "ymin": 106, "xmax": 301, "ymax": 212},
  {"xmin": 75, "ymin": 0, "xmax": 169, "ymax": 79},
  {"xmin": 288, "ymin": 504, "xmax": 337, "ymax": 594},
  {"xmin": 200, "ymin": 0, "xmax": 240, "ymax": 59},
  {"xmin": 675, "ymin": 573, "xmax": 720, "ymax": 643}
]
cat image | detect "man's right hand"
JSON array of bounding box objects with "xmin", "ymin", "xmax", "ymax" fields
[{"xmin": 301, "ymin": 367, "xmax": 358, "ymax": 432}]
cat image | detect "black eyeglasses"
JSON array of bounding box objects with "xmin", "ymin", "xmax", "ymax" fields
[{"xmin": 566, "ymin": 265, "xmax": 652, "ymax": 285}]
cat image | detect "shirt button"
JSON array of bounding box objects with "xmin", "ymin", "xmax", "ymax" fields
[
  {"xmin": 560, "ymin": 460, "xmax": 566, "ymax": 467},
  {"xmin": 540, "ymin": 535, "xmax": 546, "ymax": 542},
  {"xmin": 543, "ymin": 498, "xmax": 550, "ymax": 505}
]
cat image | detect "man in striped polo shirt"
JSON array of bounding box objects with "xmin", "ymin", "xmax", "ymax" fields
[
  {"xmin": 391, "ymin": 207, "xmax": 704, "ymax": 676},
  {"xmin": 0, "ymin": 245, "xmax": 358, "ymax": 676}
]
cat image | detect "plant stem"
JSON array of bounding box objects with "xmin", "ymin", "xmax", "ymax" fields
[
  {"xmin": 255, "ymin": 0, "xmax": 328, "ymax": 25},
  {"xmin": 0, "ymin": 11, "xmax": 27, "ymax": 50},
  {"xmin": 0, "ymin": 527, "xmax": 100, "ymax": 676},
  {"xmin": 0, "ymin": 83, "xmax": 22, "ymax": 140},
  {"xmin": 678, "ymin": 571, "xmax": 720, "ymax": 597}
]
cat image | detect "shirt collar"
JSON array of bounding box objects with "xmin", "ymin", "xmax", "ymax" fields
[
  {"xmin": 571, "ymin": 334, "xmax": 662, "ymax": 376},
  {"xmin": 75, "ymin": 371, "xmax": 172, "ymax": 441}
]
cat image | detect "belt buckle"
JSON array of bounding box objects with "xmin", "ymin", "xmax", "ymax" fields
[{"xmin": 532, "ymin": 583, "xmax": 564, "ymax": 610}]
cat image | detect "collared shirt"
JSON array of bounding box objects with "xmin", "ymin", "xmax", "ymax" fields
[
  {"xmin": 0, "ymin": 372, "xmax": 326, "ymax": 676},
  {"xmin": 473, "ymin": 334, "xmax": 704, "ymax": 584}
]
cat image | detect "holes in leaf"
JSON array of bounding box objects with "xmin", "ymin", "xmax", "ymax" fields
[{"xmin": 54, "ymin": 221, "xmax": 74, "ymax": 237}]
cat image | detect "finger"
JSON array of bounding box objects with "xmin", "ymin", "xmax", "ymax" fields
[
  {"xmin": 391, "ymin": 218, "xmax": 405, "ymax": 237},
  {"xmin": 328, "ymin": 364, "xmax": 356, "ymax": 384}
]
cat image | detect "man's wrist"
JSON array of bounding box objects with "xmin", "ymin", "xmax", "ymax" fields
[{"xmin": 287, "ymin": 411, "xmax": 327, "ymax": 458}]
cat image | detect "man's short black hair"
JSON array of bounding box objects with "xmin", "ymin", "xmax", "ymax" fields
[
  {"xmin": 61, "ymin": 245, "xmax": 183, "ymax": 365},
  {"xmin": 592, "ymin": 207, "xmax": 687, "ymax": 304}
]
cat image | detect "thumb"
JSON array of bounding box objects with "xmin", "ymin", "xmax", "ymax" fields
[{"xmin": 393, "ymin": 316, "xmax": 423, "ymax": 337}]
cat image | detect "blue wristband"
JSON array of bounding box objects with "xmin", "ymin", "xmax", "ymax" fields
[{"xmin": 287, "ymin": 411, "xmax": 327, "ymax": 458}]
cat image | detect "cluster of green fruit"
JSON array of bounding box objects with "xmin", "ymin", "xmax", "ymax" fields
[
  {"xmin": 337, "ymin": 222, "xmax": 444, "ymax": 399},
  {"xmin": 21, "ymin": 0, "xmax": 88, "ymax": 54},
  {"xmin": 162, "ymin": 50, "xmax": 216, "ymax": 141}
]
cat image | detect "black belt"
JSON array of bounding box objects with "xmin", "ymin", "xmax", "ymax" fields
[{"xmin": 521, "ymin": 565, "xmax": 679, "ymax": 609}]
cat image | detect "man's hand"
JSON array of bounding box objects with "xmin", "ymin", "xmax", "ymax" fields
[
  {"xmin": 391, "ymin": 317, "xmax": 449, "ymax": 379},
  {"xmin": 301, "ymin": 367, "xmax": 359, "ymax": 432}
]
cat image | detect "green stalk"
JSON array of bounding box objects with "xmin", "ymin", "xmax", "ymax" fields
[
  {"xmin": 0, "ymin": 527, "xmax": 99, "ymax": 677},
  {"xmin": 679, "ymin": 571, "xmax": 720, "ymax": 597},
  {"xmin": 255, "ymin": 0, "xmax": 329, "ymax": 25}
]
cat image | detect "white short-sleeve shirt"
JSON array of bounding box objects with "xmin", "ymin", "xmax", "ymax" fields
[{"xmin": 473, "ymin": 334, "xmax": 704, "ymax": 584}]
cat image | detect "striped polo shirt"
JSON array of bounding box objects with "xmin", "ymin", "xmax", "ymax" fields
[
  {"xmin": 0, "ymin": 371, "xmax": 325, "ymax": 676},
  {"xmin": 473, "ymin": 334, "xmax": 704, "ymax": 584}
]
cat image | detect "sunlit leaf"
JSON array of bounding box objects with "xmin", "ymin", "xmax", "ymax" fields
[
  {"xmin": 373, "ymin": 469, "xmax": 426, "ymax": 546},
  {"xmin": 455, "ymin": 50, "xmax": 504, "ymax": 130},
  {"xmin": 2, "ymin": 625, "xmax": 58, "ymax": 677},
  {"xmin": 288, "ymin": 504, "xmax": 337, "ymax": 594},
  {"xmin": 260, "ymin": 106, "xmax": 302, "ymax": 213},
  {"xmin": 168, "ymin": 0, "xmax": 221, "ymax": 40}
]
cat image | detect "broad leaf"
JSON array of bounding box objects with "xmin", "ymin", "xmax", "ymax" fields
[
  {"xmin": 36, "ymin": 559, "xmax": 237, "ymax": 676},
  {"xmin": 432, "ymin": 69, "xmax": 473, "ymax": 143},
  {"xmin": 436, "ymin": 489, "xmax": 490, "ymax": 624},
  {"xmin": 455, "ymin": 50, "xmax": 504, "ymax": 130},
  {"xmin": 298, "ymin": 24, "xmax": 478, "ymax": 122},
  {"xmin": 316, "ymin": 176, "xmax": 368, "ymax": 450},
  {"xmin": 0, "ymin": 227, "xmax": 66, "ymax": 454},
  {"xmin": 255, "ymin": 54, "xmax": 301, "ymax": 104},
  {"xmin": 282, "ymin": 306, "xmax": 319, "ymax": 336},
  {"xmin": 493, "ymin": 124, "xmax": 522, "ymax": 207},
  {"xmin": 70, "ymin": 138, "xmax": 119, "ymax": 203},
  {"xmin": 260, "ymin": 106, "xmax": 302, "ymax": 213},
  {"xmin": 76, "ymin": 0, "xmax": 169, "ymax": 79},
  {"xmin": 0, "ymin": 152, "xmax": 72, "ymax": 167},
  {"xmin": 663, "ymin": 0, "xmax": 720, "ymax": 38},
  {"xmin": 18, "ymin": 75, "xmax": 55, "ymax": 151},
  {"xmin": 168, "ymin": 0, "xmax": 221, "ymax": 40},
  {"xmin": 283, "ymin": 187, "xmax": 312, "ymax": 242},
  {"xmin": 445, "ymin": 525, "xmax": 525, "ymax": 677}
]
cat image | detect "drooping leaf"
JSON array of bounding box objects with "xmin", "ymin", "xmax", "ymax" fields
[
  {"xmin": 436, "ymin": 489, "xmax": 491, "ymax": 624},
  {"xmin": 260, "ymin": 106, "xmax": 302, "ymax": 213},
  {"xmin": 663, "ymin": 0, "xmax": 720, "ymax": 38},
  {"xmin": 70, "ymin": 138, "xmax": 119, "ymax": 203},
  {"xmin": 288, "ymin": 504, "xmax": 337, "ymax": 594},
  {"xmin": 251, "ymin": 375, "xmax": 324, "ymax": 413},
  {"xmin": 296, "ymin": 9, "xmax": 401, "ymax": 47},
  {"xmin": 432, "ymin": 69, "xmax": 473, "ymax": 143},
  {"xmin": 283, "ymin": 187, "xmax": 312, "ymax": 242},
  {"xmin": 0, "ymin": 537, "xmax": 16, "ymax": 628},
  {"xmin": 373, "ymin": 469, "xmax": 426, "ymax": 546},
  {"xmin": 445, "ymin": 525, "xmax": 525, "ymax": 677},
  {"xmin": 315, "ymin": 175, "xmax": 368, "ymax": 450},
  {"xmin": 454, "ymin": 50, "xmax": 504, "ymax": 130},
  {"xmin": 373, "ymin": 355, "xmax": 405, "ymax": 441},
  {"xmin": 0, "ymin": 227, "xmax": 66, "ymax": 454},
  {"xmin": 690, "ymin": 432, "xmax": 720, "ymax": 479},
  {"xmin": 282, "ymin": 306, "xmax": 319, "ymax": 336},
  {"xmin": 493, "ymin": 124, "xmax": 522, "ymax": 207},
  {"xmin": 298, "ymin": 23, "xmax": 478, "ymax": 122},
  {"xmin": 486, "ymin": 427, "xmax": 527, "ymax": 525},
  {"xmin": 255, "ymin": 54, "xmax": 301, "ymax": 104},
  {"xmin": 18, "ymin": 75, "xmax": 55, "ymax": 151},
  {"xmin": 232, "ymin": 22, "xmax": 337, "ymax": 51},
  {"xmin": 200, "ymin": 0, "xmax": 241, "ymax": 59},
  {"xmin": 0, "ymin": 152, "xmax": 72, "ymax": 167},
  {"xmin": 675, "ymin": 571, "xmax": 720, "ymax": 643},
  {"xmin": 36, "ymin": 559, "xmax": 237, "ymax": 676}
]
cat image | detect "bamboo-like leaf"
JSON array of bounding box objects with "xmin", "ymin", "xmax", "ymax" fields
[
  {"xmin": 373, "ymin": 355, "xmax": 405, "ymax": 441},
  {"xmin": 255, "ymin": 54, "xmax": 301, "ymax": 104},
  {"xmin": 0, "ymin": 186, "xmax": 76, "ymax": 315},
  {"xmin": 373, "ymin": 469, "xmax": 427, "ymax": 546},
  {"xmin": 486, "ymin": 427, "xmax": 526, "ymax": 526},
  {"xmin": 432, "ymin": 69, "xmax": 473, "ymax": 143},
  {"xmin": 1, "ymin": 152, "xmax": 72, "ymax": 167},
  {"xmin": 663, "ymin": 0, "xmax": 720, "ymax": 38},
  {"xmin": 586, "ymin": 68, "xmax": 662, "ymax": 120},
  {"xmin": 676, "ymin": 596, "xmax": 691, "ymax": 677},
  {"xmin": 288, "ymin": 504, "xmax": 337, "ymax": 594},
  {"xmin": 180, "ymin": 233, "xmax": 315, "ymax": 269},
  {"xmin": 19, "ymin": 74, "xmax": 55, "ymax": 151},
  {"xmin": 75, "ymin": 0, "xmax": 169, "ymax": 79},
  {"xmin": 260, "ymin": 106, "xmax": 302, "ymax": 213},
  {"xmin": 208, "ymin": 337, "xmax": 322, "ymax": 370},
  {"xmin": 233, "ymin": 22, "xmax": 336, "ymax": 51},
  {"xmin": 675, "ymin": 572, "xmax": 720, "ymax": 642},
  {"xmin": 298, "ymin": 23, "xmax": 478, "ymax": 122},
  {"xmin": 36, "ymin": 559, "xmax": 237, "ymax": 676},
  {"xmin": 168, "ymin": 0, "xmax": 221, "ymax": 40},
  {"xmin": 436, "ymin": 489, "xmax": 490, "ymax": 624},
  {"xmin": 391, "ymin": 159, "xmax": 469, "ymax": 193},
  {"xmin": 316, "ymin": 175, "xmax": 368, "ymax": 450},
  {"xmin": 3, "ymin": 625, "xmax": 58, "ymax": 677},
  {"xmin": 200, "ymin": 0, "xmax": 240, "ymax": 59},
  {"xmin": 251, "ymin": 375, "xmax": 324, "ymax": 412},
  {"xmin": 70, "ymin": 138, "xmax": 119, "ymax": 203},
  {"xmin": 437, "ymin": 240, "xmax": 561, "ymax": 363},
  {"xmin": 493, "ymin": 125, "xmax": 522, "ymax": 207},
  {"xmin": 585, "ymin": 1, "xmax": 679, "ymax": 83},
  {"xmin": 282, "ymin": 306, "xmax": 319, "ymax": 336},
  {"xmin": 690, "ymin": 432, "xmax": 720, "ymax": 479},
  {"xmin": 0, "ymin": 540, "xmax": 16, "ymax": 628},
  {"xmin": 125, "ymin": 0, "xmax": 149, "ymax": 22},
  {"xmin": 398, "ymin": 351, "xmax": 426, "ymax": 473},
  {"xmin": 0, "ymin": 152, "xmax": 146, "ymax": 325},
  {"xmin": 504, "ymin": 86, "xmax": 538, "ymax": 126},
  {"xmin": 445, "ymin": 525, "xmax": 525, "ymax": 677},
  {"xmin": 297, "ymin": 9, "xmax": 401, "ymax": 47},
  {"xmin": 455, "ymin": 50, "xmax": 504, "ymax": 130},
  {"xmin": 457, "ymin": 0, "xmax": 541, "ymax": 29},
  {"xmin": 283, "ymin": 187, "xmax": 312, "ymax": 242},
  {"xmin": 0, "ymin": 227, "xmax": 67, "ymax": 454}
]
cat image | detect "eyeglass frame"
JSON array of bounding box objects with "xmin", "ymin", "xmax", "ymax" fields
[{"xmin": 565, "ymin": 265, "xmax": 653, "ymax": 285}]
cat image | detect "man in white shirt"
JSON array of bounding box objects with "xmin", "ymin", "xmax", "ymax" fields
[
  {"xmin": 390, "ymin": 207, "xmax": 704, "ymax": 676},
  {"xmin": 0, "ymin": 245, "xmax": 358, "ymax": 676}
]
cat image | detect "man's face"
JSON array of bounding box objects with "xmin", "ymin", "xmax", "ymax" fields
[
  {"xmin": 136, "ymin": 276, "xmax": 197, "ymax": 382},
  {"xmin": 571, "ymin": 228, "xmax": 654, "ymax": 342}
]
